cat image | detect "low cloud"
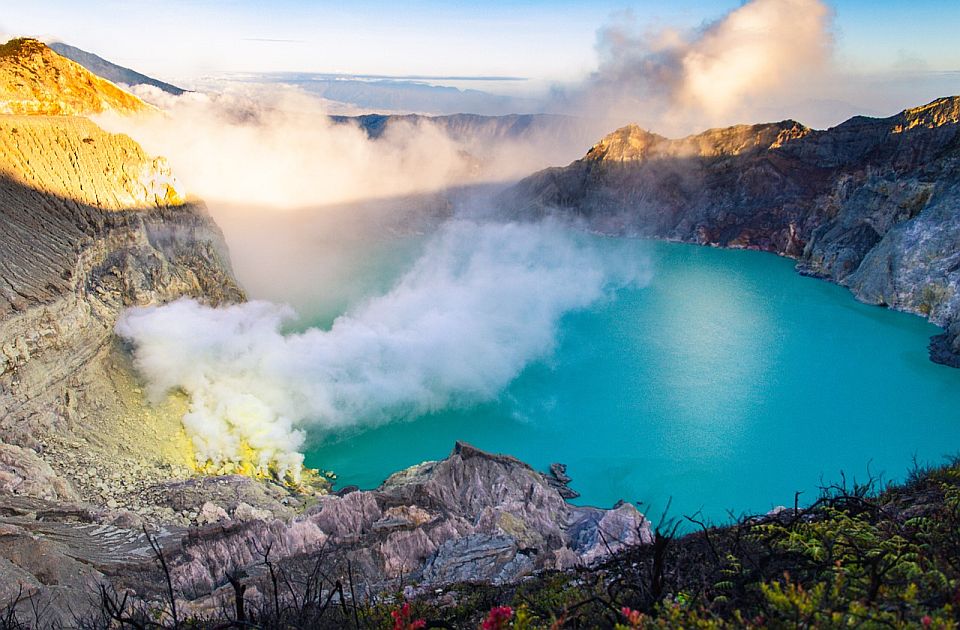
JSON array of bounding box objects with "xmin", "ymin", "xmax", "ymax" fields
[
  {"xmin": 97, "ymin": 84, "xmax": 594, "ymax": 213},
  {"xmin": 97, "ymin": 86, "xmax": 471, "ymax": 210}
]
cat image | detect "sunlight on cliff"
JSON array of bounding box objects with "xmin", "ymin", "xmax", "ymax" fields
[{"xmin": 0, "ymin": 116, "xmax": 186, "ymax": 210}]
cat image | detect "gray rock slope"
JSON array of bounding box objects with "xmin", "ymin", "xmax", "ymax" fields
[
  {"xmin": 504, "ymin": 97, "xmax": 960, "ymax": 366},
  {"xmin": 0, "ymin": 114, "xmax": 245, "ymax": 510},
  {"xmin": 48, "ymin": 42, "xmax": 186, "ymax": 96},
  {"xmin": 0, "ymin": 443, "xmax": 648, "ymax": 620},
  {"xmin": 162, "ymin": 443, "xmax": 647, "ymax": 614}
]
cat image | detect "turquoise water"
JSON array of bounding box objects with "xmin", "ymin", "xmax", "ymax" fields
[{"xmin": 303, "ymin": 237, "xmax": 960, "ymax": 523}]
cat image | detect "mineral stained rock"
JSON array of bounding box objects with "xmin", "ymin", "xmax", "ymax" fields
[
  {"xmin": 0, "ymin": 114, "xmax": 243, "ymax": 508},
  {"xmin": 168, "ymin": 443, "xmax": 649, "ymax": 610},
  {"xmin": 0, "ymin": 38, "xmax": 151, "ymax": 116}
]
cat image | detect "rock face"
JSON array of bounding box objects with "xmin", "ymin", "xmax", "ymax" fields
[
  {"xmin": 0, "ymin": 444, "xmax": 648, "ymax": 618},
  {"xmin": 505, "ymin": 96, "xmax": 960, "ymax": 365},
  {"xmin": 0, "ymin": 38, "xmax": 151, "ymax": 116},
  {"xmin": 0, "ymin": 113, "xmax": 243, "ymax": 505},
  {"xmin": 164, "ymin": 443, "xmax": 649, "ymax": 605}
]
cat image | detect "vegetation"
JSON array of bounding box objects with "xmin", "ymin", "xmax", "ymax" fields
[
  {"xmin": 0, "ymin": 38, "xmax": 41, "ymax": 58},
  {"xmin": 4, "ymin": 460, "xmax": 960, "ymax": 628}
]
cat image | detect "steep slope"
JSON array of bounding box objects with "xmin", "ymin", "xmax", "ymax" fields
[
  {"xmin": 49, "ymin": 41, "xmax": 186, "ymax": 96},
  {"xmin": 505, "ymin": 97, "xmax": 960, "ymax": 366},
  {"xmin": 0, "ymin": 38, "xmax": 150, "ymax": 115},
  {"xmin": 0, "ymin": 112, "xmax": 246, "ymax": 508}
]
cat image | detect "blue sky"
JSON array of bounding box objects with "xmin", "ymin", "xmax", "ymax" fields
[{"xmin": 4, "ymin": 0, "xmax": 959, "ymax": 84}]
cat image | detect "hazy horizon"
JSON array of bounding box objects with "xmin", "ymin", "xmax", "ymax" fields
[
  {"xmin": 4, "ymin": 1, "xmax": 960, "ymax": 133},
  {"xmin": 4, "ymin": 1, "xmax": 960, "ymax": 80}
]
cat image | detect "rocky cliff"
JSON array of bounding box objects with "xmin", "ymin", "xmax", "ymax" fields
[
  {"xmin": 151, "ymin": 444, "xmax": 646, "ymax": 617},
  {"xmin": 0, "ymin": 112, "xmax": 246, "ymax": 506},
  {"xmin": 0, "ymin": 442, "xmax": 649, "ymax": 621},
  {"xmin": 504, "ymin": 97, "xmax": 960, "ymax": 366}
]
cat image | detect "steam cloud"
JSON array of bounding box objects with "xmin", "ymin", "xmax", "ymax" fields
[
  {"xmin": 566, "ymin": 0, "xmax": 835, "ymax": 133},
  {"xmin": 97, "ymin": 87, "xmax": 469, "ymax": 210},
  {"xmin": 91, "ymin": 0, "xmax": 838, "ymax": 218},
  {"xmin": 116, "ymin": 221, "xmax": 651, "ymax": 477}
]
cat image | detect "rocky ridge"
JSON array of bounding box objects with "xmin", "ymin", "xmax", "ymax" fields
[
  {"xmin": 505, "ymin": 96, "xmax": 960, "ymax": 365},
  {"xmin": 0, "ymin": 38, "xmax": 151, "ymax": 116},
  {"xmin": 49, "ymin": 42, "xmax": 186, "ymax": 97},
  {"xmin": 153, "ymin": 443, "xmax": 647, "ymax": 618},
  {"xmin": 0, "ymin": 443, "xmax": 649, "ymax": 621}
]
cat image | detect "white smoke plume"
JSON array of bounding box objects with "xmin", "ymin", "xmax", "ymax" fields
[
  {"xmin": 561, "ymin": 0, "xmax": 835, "ymax": 133},
  {"xmin": 116, "ymin": 221, "xmax": 651, "ymax": 477}
]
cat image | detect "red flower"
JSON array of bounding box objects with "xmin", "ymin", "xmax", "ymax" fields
[
  {"xmin": 391, "ymin": 602, "xmax": 426, "ymax": 630},
  {"xmin": 481, "ymin": 606, "xmax": 514, "ymax": 630},
  {"xmin": 922, "ymin": 616, "xmax": 933, "ymax": 628},
  {"xmin": 620, "ymin": 607, "xmax": 643, "ymax": 628}
]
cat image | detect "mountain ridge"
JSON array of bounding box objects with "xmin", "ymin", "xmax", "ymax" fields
[
  {"xmin": 504, "ymin": 96, "xmax": 960, "ymax": 367},
  {"xmin": 48, "ymin": 41, "xmax": 186, "ymax": 96}
]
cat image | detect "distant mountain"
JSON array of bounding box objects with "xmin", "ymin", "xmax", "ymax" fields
[
  {"xmin": 243, "ymin": 71, "xmax": 539, "ymax": 116},
  {"xmin": 331, "ymin": 112, "xmax": 589, "ymax": 143},
  {"xmin": 504, "ymin": 96, "xmax": 960, "ymax": 367},
  {"xmin": 49, "ymin": 41, "xmax": 185, "ymax": 96},
  {"xmin": 0, "ymin": 38, "xmax": 150, "ymax": 115},
  {"xmin": 329, "ymin": 111, "xmax": 605, "ymax": 181}
]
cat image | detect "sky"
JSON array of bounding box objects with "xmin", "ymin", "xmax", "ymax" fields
[{"xmin": 3, "ymin": 0, "xmax": 960, "ymax": 86}]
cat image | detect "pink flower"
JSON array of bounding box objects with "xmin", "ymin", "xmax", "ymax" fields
[
  {"xmin": 621, "ymin": 607, "xmax": 643, "ymax": 628},
  {"xmin": 391, "ymin": 602, "xmax": 426, "ymax": 630},
  {"xmin": 481, "ymin": 606, "xmax": 514, "ymax": 630},
  {"xmin": 922, "ymin": 616, "xmax": 933, "ymax": 628}
]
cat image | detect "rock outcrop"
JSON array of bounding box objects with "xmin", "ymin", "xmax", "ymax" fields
[
  {"xmin": 0, "ymin": 38, "xmax": 151, "ymax": 116},
  {"xmin": 157, "ymin": 443, "xmax": 647, "ymax": 611},
  {"xmin": 0, "ymin": 112, "xmax": 244, "ymax": 508},
  {"xmin": 504, "ymin": 97, "xmax": 960, "ymax": 365},
  {"xmin": 0, "ymin": 443, "xmax": 648, "ymax": 620}
]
